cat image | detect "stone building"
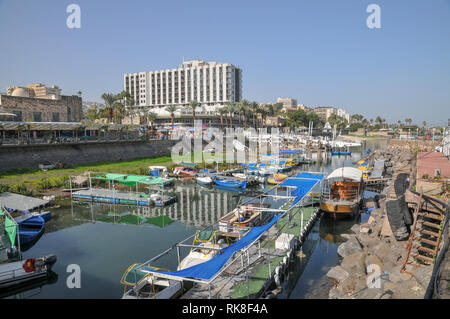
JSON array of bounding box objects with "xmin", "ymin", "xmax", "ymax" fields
[{"xmin": 0, "ymin": 84, "xmax": 82, "ymax": 122}]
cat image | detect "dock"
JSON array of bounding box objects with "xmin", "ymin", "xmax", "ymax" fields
[
  {"xmin": 0, "ymin": 192, "xmax": 49, "ymax": 211},
  {"xmin": 180, "ymin": 204, "xmax": 320, "ymax": 299},
  {"xmin": 72, "ymin": 188, "xmax": 153, "ymax": 206}
]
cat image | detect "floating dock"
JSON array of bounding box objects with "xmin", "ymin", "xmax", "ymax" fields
[
  {"xmin": 72, "ymin": 188, "xmax": 153, "ymax": 206},
  {"xmin": 0, "ymin": 192, "xmax": 49, "ymax": 211}
]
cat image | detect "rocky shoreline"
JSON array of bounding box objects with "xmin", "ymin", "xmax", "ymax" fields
[{"xmin": 326, "ymin": 144, "xmax": 438, "ymax": 299}]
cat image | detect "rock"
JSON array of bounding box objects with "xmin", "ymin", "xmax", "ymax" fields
[
  {"xmin": 374, "ymin": 242, "xmax": 393, "ymax": 263},
  {"xmin": 350, "ymin": 224, "xmax": 360, "ymax": 234},
  {"xmin": 360, "ymin": 223, "xmax": 371, "ymax": 235},
  {"xmin": 383, "ymin": 281, "xmax": 396, "ymax": 292},
  {"xmin": 326, "ymin": 266, "xmax": 350, "ymax": 282},
  {"xmin": 337, "ymin": 236, "xmax": 363, "ymax": 258},
  {"xmin": 358, "ymin": 236, "xmax": 380, "ymax": 250},
  {"xmin": 328, "ymin": 287, "xmax": 340, "ymax": 299},
  {"xmin": 355, "ymin": 287, "xmax": 381, "ymax": 299},
  {"xmin": 365, "ymin": 254, "xmax": 384, "ymax": 272},
  {"xmin": 341, "ymin": 251, "xmax": 367, "ymax": 276}
]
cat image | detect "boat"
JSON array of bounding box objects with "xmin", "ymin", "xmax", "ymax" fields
[
  {"xmin": 218, "ymin": 203, "xmax": 271, "ymax": 237},
  {"xmin": 0, "ymin": 255, "xmax": 57, "ymax": 290},
  {"xmin": 267, "ymin": 173, "xmax": 288, "ymax": 185},
  {"xmin": 320, "ymin": 167, "xmax": 364, "ymax": 219},
  {"xmin": 148, "ymin": 191, "xmax": 177, "ymax": 207},
  {"xmin": 16, "ymin": 215, "xmax": 45, "ymax": 246},
  {"xmin": 14, "ymin": 210, "xmax": 51, "ymax": 224},
  {"xmin": 121, "ymin": 263, "xmax": 183, "ymax": 299},
  {"xmin": 195, "ymin": 176, "xmax": 214, "ymax": 186},
  {"xmin": 331, "ymin": 151, "xmax": 352, "ymax": 156},
  {"xmin": 148, "ymin": 166, "xmax": 169, "ymax": 178},
  {"xmin": 173, "ymin": 166, "xmax": 197, "ymax": 177},
  {"xmin": 214, "ymin": 176, "xmax": 247, "ymax": 189}
]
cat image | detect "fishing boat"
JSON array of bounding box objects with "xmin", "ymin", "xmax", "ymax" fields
[
  {"xmin": 173, "ymin": 166, "xmax": 197, "ymax": 177},
  {"xmin": 0, "ymin": 255, "xmax": 57, "ymax": 290},
  {"xmin": 218, "ymin": 203, "xmax": 271, "ymax": 237},
  {"xmin": 120, "ymin": 263, "xmax": 183, "ymax": 299},
  {"xmin": 213, "ymin": 176, "xmax": 247, "ymax": 189},
  {"xmin": 195, "ymin": 176, "xmax": 214, "ymax": 186},
  {"xmin": 320, "ymin": 167, "xmax": 364, "ymax": 219},
  {"xmin": 16, "ymin": 215, "xmax": 45, "ymax": 246}
]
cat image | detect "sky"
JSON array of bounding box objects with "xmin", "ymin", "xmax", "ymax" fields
[{"xmin": 0, "ymin": 0, "xmax": 449, "ymax": 126}]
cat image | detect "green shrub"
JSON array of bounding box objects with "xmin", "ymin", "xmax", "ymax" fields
[{"xmin": 0, "ymin": 183, "xmax": 11, "ymax": 193}]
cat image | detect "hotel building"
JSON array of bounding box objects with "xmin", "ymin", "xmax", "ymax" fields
[{"xmin": 123, "ymin": 59, "xmax": 242, "ymax": 107}]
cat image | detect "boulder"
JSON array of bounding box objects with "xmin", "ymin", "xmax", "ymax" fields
[
  {"xmin": 337, "ymin": 236, "xmax": 363, "ymax": 258},
  {"xmin": 374, "ymin": 242, "xmax": 394, "ymax": 263},
  {"xmin": 341, "ymin": 251, "xmax": 367, "ymax": 276},
  {"xmin": 326, "ymin": 266, "xmax": 350, "ymax": 282},
  {"xmin": 365, "ymin": 254, "xmax": 384, "ymax": 272}
]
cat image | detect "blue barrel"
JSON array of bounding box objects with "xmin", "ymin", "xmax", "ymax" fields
[{"xmin": 150, "ymin": 169, "xmax": 159, "ymax": 176}]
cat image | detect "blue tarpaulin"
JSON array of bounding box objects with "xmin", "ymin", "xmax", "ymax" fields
[
  {"xmin": 144, "ymin": 174, "xmax": 323, "ymax": 282},
  {"xmin": 148, "ymin": 214, "xmax": 283, "ymax": 281}
]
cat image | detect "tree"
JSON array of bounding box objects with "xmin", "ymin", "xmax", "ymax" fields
[
  {"xmin": 249, "ymin": 101, "xmax": 259, "ymax": 129},
  {"xmin": 328, "ymin": 114, "xmax": 348, "ymax": 131},
  {"xmin": 189, "ymin": 100, "xmax": 200, "ymax": 121},
  {"xmin": 77, "ymin": 91, "xmax": 82, "ymax": 97},
  {"xmin": 166, "ymin": 105, "xmax": 178, "ymax": 134},
  {"xmin": 218, "ymin": 107, "xmax": 227, "ymax": 131},
  {"xmin": 101, "ymin": 93, "xmax": 117, "ymax": 123},
  {"xmin": 146, "ymin": 111, "xmax": 158, "ymax": 132}
]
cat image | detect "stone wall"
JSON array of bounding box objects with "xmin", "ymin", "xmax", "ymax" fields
[
  {"xmin": 0, "ymin": 94, "xmax": 82, "ymax": 122},
  {"xmin": 0, "ymin": 139, "xmax": 177, "ymax": 171}
]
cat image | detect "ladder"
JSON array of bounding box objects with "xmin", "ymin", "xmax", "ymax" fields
[{"xmin": 401, "ymin": 193, "xmax": 446, "ymax": 272}]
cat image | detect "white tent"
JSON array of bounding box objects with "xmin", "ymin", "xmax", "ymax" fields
[{"xmin": 326, "ymin": 167, "xmax": 363, "ymax": 181}]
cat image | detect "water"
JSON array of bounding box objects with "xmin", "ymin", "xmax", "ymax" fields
[{"xmin": 3, "ymin": 138, "xmax": 388, "ymax": 299}]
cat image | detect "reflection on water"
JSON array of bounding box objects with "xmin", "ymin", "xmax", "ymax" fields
[{"xmin": 6, "ymin": 139, "xmax": 387, "ymax": 299}]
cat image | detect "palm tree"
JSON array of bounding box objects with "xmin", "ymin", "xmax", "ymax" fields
[
  {"xmin": 189, "ymin": 100, "xmax": 200, "ymax": 121},
  {"xmin": 101, "ymin": 93, "xmax": 117, "ymax": 123},
  {"xmin": 224, "ymin": 102, "xmax": 236, "ymax": 128},
  {"xmin": 238, "ymin": 100, "xmax": 250, "ymax": 128},
  {"xmin": 166, "ymin": 105, "xmax": 178, "ymax": 135},
  {"xmin": 146, "ymin": 111, "xmax": 158, "ymax": 133},
  {"xmin": 249, "ymin": 101, "xmax": 259, "ymax": 129},
  {"xmin": 218, "ymin": 107, "xmax": 227, "ymax": 131}
]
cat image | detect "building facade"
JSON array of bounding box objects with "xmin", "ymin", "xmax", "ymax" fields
[
  {"xmin": 123, "ymin": 59, "xmax": 242, "ymax": 108},
  {"xmin": 277, "ymin": 97, "xmax": 298, "ymax": 113},
  {"xmin": 0, "ymin": 84, "xmax": 82, "ymax": 122},
  {"xmin": 312, "ymin": 106, "xmax": 336, "ymax": 122}
]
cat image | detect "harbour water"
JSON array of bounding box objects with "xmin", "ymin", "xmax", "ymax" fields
[{"xmin": 5, "ymin": 139, "xmax": 387, "ymax": 299}]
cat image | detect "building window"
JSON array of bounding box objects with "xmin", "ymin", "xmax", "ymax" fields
[
  {"xmin": 12, "ymin": 111, "xmax": 22, "ymax": 121},
  {"xmin": 33, "ymin": 112, "xmax": 42, "ymax": 122},
  {"xmin": 52, "ymin": 112, "xmax": 60, "ymax": 122}
]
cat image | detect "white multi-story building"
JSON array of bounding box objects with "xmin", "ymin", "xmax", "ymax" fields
[{"xmin": 124, "ymin": 59, "xmax": 242, "ymax": 107}]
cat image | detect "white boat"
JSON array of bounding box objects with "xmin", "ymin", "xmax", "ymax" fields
[
  {"xmin": 0, "ymin": 255, "xmax": 57, "ymax": 289},
  {"xmin": 177, "ymin": 241, "xmax": 226, "ymax": 270},
  {"xmin": 195, "ymin": 176, "xmax": 214, "ymax": 186}
]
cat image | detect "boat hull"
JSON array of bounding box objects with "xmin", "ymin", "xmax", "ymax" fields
[{"xmin": 320, "ymin": 202, "xmax": 359, "ymax": 219}]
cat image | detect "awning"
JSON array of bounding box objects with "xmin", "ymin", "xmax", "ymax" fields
[{"xmin": 326, "ymin": 167, "xmax": 363, "ymax": 181}]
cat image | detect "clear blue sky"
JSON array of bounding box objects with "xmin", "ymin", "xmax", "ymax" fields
[{"xmin": 0, "ymin": 0, "xmax": 449, "ymax": 126}]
